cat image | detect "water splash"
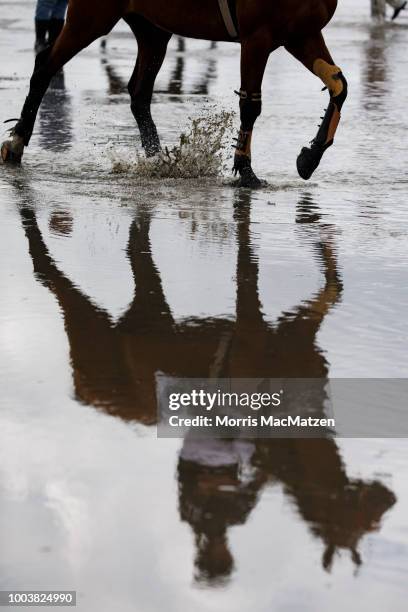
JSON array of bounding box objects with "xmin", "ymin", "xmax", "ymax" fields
[{"xmin": 109, "ymin": 110, "xmax": 235, "ymax": 179}]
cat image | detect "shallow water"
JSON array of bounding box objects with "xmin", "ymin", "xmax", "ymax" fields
[{"xmin": 0, "ymin": 1, "xmax": 408, "ymax": 610}]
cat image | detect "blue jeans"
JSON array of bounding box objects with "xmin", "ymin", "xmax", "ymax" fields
[{"xmin": 35, "ymin": 0, "xmax": 68, "ymax": 20}]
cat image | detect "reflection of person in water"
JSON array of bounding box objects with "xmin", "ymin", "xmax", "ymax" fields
[
  {"xmin": 179, "ymin": 435, "xmax": 396, "ymax": 581},
  {"xmin": 178, "ymin": 439, "xmax": 259, "ymax": 584},
  {"xmin": 15, "ymin": 184, "xmax": 396, "ymax": 585},
  {"xmin": 177, "ymin": 191, "xmax": 396, "ymax": 583}
]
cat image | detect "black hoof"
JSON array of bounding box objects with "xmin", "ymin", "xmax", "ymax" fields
[
  {"xmin": 1, "ymin": 142, "xmax": 22, "ymax": 164},
  {"xmin": 145, "ymin": 146, "xmax": 160, "ymax": 158},
  {"xmin": 296, "ymin": 145, "xmax": 324, "ymax": 181},
  {"xmin": 140, "ymin": 130, "xmax": 161, "ymax": 158},
  {"xmin": 233, "ymin": 155, "xmax": 262, "ymax": 188},
  {"xmin": 237, "ymin": 166, "xmax": 262, "ymax": 188}
]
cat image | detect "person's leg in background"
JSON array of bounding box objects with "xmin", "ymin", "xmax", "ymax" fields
[
  {"xmin": 387, "ymin": 0, "xmax": 407, "ymax": 20},
  {"xmin": 34, "ymin": 0, "xmax": 68, "ymax": 53},
  {"xmin": 48, "ymin": 0, "xmax": 69, "ymax": 47},
  {"xmin": 35, "ymin": 0, "xmax": 54, "ymax": 54}
]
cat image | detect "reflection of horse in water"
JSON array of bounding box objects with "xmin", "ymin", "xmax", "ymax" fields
[
  {"xmin": 38, "ymin": 71, "xmax": 72, "ymax": 152},
  {"xmin": 15, "ymin": 185, "xmax": 395, "ymax": 583},
  {"xmin": 176, "ymin": 194, "xmax": 396, "ymax": 582},
  {"xmin": 178, "ymin": 438, "xmax": 396, "ymax": 582},
  {"xmin": 100, "ymin": 37, "xmax": 217, "ymax": 99},
  {"xmin": 3, "ymin": 0, "xmax": 348, "ymax": 186}
]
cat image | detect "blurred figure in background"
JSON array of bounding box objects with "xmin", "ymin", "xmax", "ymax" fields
[
  {"xmin": 34, "ymin": 0, "xmax": 68, "ymax": 54},
  {"xmin": 387, "ymin": 0, "xmax": 407, "ymax": 20}
]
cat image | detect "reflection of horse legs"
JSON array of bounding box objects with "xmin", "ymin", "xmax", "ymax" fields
[
  {"xmin": 1, "ymin": 2, "xmax": 120, "ymax": 162},
  {"xmin": 119, "ymin": 213, "xmax": 174, "ymax": 331},
  {"xmin": 286, "ymin": 32, "xmax": 348, "ymax": 180},
  {"xmin": 126, "ymin": 16, "xmax": 172, "ymax": 157},
  {"xmin": 233, "ymin": 32, "xmax": 277, "ymax": 188}
]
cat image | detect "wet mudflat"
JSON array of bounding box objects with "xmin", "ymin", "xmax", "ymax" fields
[{"xmin": 0, "ymin": 1, "xmax": 408, "ymax": 610}]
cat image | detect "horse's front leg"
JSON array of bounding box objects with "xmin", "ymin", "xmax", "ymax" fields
[
  {"xmin": 1, "ymin": 3, "xmax": 120, "ymax": 164},
  {"xmin": 233, "ymin": 34, "xmax": 273, "ymax": 188},
  {"xmin": 125, "ymin": 16, "xmax": 172, "ymax": 157},
  {"xmin": 286, "ymin": 33, "xmax": 348, "ymax": 181}
]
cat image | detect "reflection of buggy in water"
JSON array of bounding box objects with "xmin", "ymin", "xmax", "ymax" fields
[{"xmin": 14, "ymin": 184, "xmax": 396, "ymax": 585}]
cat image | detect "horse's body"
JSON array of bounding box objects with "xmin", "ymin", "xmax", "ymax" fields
[
  {"xmin": 126, "ymin": 0, "xmax": 335, "ymax": 41},
  {"xmin": 1, "ymin": 0, "xmax": 346, "ymax": 186}
]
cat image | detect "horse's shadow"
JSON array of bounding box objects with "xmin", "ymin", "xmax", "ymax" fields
[{"xmin": 14, "ymin": 183, "xmax": 396, "ymax": 583}]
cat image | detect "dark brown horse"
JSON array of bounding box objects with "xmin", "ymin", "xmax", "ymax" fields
[{"xmin": 1, "ymin": 0, "xmax": 347, "ymax": 186}]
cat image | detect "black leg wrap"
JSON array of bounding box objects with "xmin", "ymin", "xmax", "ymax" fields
[
  {"xmin": 14, "ymin": 47, "xmax": 53, "ymax": 145},
  {"xmin": 239, "ymin": 93, "xmax": 262, "ymax": 132},
  {"xmin": 297, "ymin": 73, "xmax": 347, "ymax": 181},
  {"xmin": 297, "ymin": 101, "xmax": 335, "ymax": 180},
  {"xmin": 131, "ymin": 99, "xmax": 160, "ymax": 157},
  {"xmin": 332, "ymin": 73, "xmax": 348, "ymax": 111}
]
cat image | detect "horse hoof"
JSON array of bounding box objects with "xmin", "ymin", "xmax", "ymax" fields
[
  {"xmin": 296, "ymin": 146, "xmax": 324, "ymax": 181},
  {"xmin": 1, "ymin": 138, "xmax": 24, "ymax": 164},
  {"xmin": 145, "ymin": 146, "xmax": 161, "ymax": 158},
  {"xmin": 233, "ymin": 154, "xmax": 262, "ymax": 188},
  {"xmin": 238, "ymin": 166, "xmax": 262, "ymax": 188}
]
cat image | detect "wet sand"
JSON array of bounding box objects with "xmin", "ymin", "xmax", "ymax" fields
[{"xmin": 0, "ymin": 1, "xmax": 407, "ymax": 610}]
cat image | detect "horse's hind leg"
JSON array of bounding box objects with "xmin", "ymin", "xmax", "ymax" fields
[
  {"xmin": 125, "ymin": 16, "xmax": 172, "ymax": 157},
  {"xmin": 233, "ymin": 34, "xmax": 274, "ymax": 188},
  {"xmin": 285, "ymin": 33, "xmax": 348, "ymax": 181},
  {"xmin": 1, "ymin": 5, "xmax": 120, "ymax": 163}
]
